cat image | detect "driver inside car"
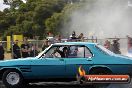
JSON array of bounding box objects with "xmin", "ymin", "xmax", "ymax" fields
[{"xmin": 52, "ymin": 47, "xmax": 68, "ymax": 58}]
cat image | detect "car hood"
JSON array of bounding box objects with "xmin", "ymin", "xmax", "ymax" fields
[{"xmin": 0, "ymin": 57, "xmax": 37, "ymax": 66}]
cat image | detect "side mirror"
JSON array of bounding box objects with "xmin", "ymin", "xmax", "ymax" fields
[
  {"xmin": 87, "ymin": 58, "xmax": 92, "ymax": 61},
  {"xmin": 86, "ymin": 54, "xmax": 94, "ymax": 61}
]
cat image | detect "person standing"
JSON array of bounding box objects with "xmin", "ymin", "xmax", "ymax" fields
[
  {"xmin": 42, "ymin": 39, "xmax": 49, "ymax": 51},
  {"xmin": 30, "ymin": 44, "xmax": 39, "ymax": 57},
  {"xmin": 55, "ymin": 35, "xmax": 62, "ymax": 43},
  {"xmin": 70, "ymin": 31, "xmax": 77, "ymax": 39},
  {"xmin": 13, "ymin": 40, "xmax": 21, "ymax": 59},
  {"xmin": 127, "ymin": 35, "xmax": 132, "ymax": 54},
  {"xmin": 0, "ymin": 42, "xmax": 4, "ymax": 60},
  {"xmin": 21, "ymin": 38, "xmax": 30, "ymax": 58},
  {"xmin": 104, "ymin": 40, "xmax": 111, "ymax": 50},
  {"xmin": 112, "ymin": 39, "xmax": 121, "ymax": 54},
  {"xmin": 69, "ymin": 31, "xmax": 77, "ymax": 42},
  {"xmin": 78, "ymin": 33, "xmax": 84, "ymax": 41}
]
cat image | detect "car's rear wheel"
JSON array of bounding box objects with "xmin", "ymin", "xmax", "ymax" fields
[
  {"xmin": 2, "ymin": 69, "xmax": 24, "ymax": 88},
  {"xmin": 89, "ymin": 68, "xmax": 112, "ymax": 88}
]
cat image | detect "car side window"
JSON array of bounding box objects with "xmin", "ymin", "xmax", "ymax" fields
[
  {"xmin": 68, "ymin": 46, "xmax": 84, "ymax": 58},
  {"xmin": 68, "ymin": 46, "xmax": 93, "ymax": 58},
  {"xmin": 45, "ymin": 46, "xmax": 69, "ymax": 58},
  {"xmin": 45, "ymin": 46, "xmax": 61, "ymax": 58}
]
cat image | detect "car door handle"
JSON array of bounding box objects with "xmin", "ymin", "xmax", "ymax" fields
[{"xmin": 87, "ymin": 58, "xmax": 92, "ymax": 61}]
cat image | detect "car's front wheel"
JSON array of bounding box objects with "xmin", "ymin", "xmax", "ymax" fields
[{"xmin": 2, "ymin": 69, "xmax": 24, "ymax": 88}]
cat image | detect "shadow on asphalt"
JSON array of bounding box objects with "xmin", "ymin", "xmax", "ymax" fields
[
  {"xmin": 28, "ymin": 84, "xmax": 95, "ymax": 88},
  {"xmin": 1, "ymin": 82, "xmax": 131, "ymax": 88},
  {"xmin": 0, "ymin": 84, "xmax": 95, "ymax": 88}
]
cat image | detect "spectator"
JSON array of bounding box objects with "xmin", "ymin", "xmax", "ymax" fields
[
  {"xmin": 13, "ymin": 40, "xmax": 21, "ymax": 59},
  {"xmin": 42, "ymin": 39, "xmax": 49, "ymax": 51},
  {"xmin": 47, "ymin": 32, "xmax": 54, "ymax": 44},
  {"xmin": 71, "ymin": 31, "xmax": 77, "ymax": 39},
  {"xmin": 127, "ymin": 35, "xmax": 132, "ymax": 53},
  {"xmin": 69, "ymin": 31, "xmax": 77, "ymax": 42},
  {"xmin": 56, "ymin": 35, "xmax": 62, "ymax": 43},
  {"xmin": 21, "ymin": 38, "xmax": 30, "ymax": 58},
  {"xmin": 112, "ymin": 39, "xmax": 121, "ymax": 54},
  {"xmin": 78, "ymin": 33, "xmax": 84, "ymax": 41},
  {"xmin": 104, "ymin": 40, "xmax": 111, "ymax": 50},
  {"xmin": 30, "ymin": 44, "xmax": 39, "ymax": 57},
  {"xmin": 0, "ymin": 42, "xmax": 4, "ymax": 60}
]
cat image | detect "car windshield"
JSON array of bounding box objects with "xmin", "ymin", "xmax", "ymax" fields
[
  {"xmin": 96, "ymin": 44, "xmax": 115, "ymax": 56},
  {"xmin": 36, "ymin": 45, "xmax": 52, "ymax": 58}
]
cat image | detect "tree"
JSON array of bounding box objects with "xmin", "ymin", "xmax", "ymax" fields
[
  {"xmin": 45, "ymin": 13, "xmax": 63, "ymax": 35},
  {"xmin": 45, "ymin": 2, "xmax": 85, "ymax": 36},
  {"xmin": 3, "ymin": 0, "xmax": 23, "ymax": 9},
  {"xmin": 1, "ymin": 0, "xmax": 78, "ymax": 39}
]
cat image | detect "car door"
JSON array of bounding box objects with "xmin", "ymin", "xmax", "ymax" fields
[
  {"xmin": 65, "ymin": 45, "xmax": 94, "ymax": 78},
  {"xmin": 31, "ymin": 45, "xmax": 66, "ymax": 79}
]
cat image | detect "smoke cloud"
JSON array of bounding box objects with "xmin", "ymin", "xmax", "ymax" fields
[{"xmin": 64, "ymin": 0, "xmax": 132, "ymax": 38}]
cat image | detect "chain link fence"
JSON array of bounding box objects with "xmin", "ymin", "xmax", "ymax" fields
[{"xmin": 1, "ymin": 37, "xmax": 129, "ymax": 59}]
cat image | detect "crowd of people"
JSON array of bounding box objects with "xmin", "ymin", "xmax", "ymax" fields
[
  {"xmin": 104, "ymin": 38, "xmax": 121, "ymax": 54},
  {"xmin": 13, "ymin": 38, "xmax": 39, "ymax": 59},
  {"xmin": 0, "ymin": 38, "xmax": 39, "ymax": 60},
  {"xmin": 0, "ymin": 31, "xmax": 85, "ymax": 60},
  {"xmin": 103, "ymin": 35, "xmax": 132, "ymax": 55},
  {"xmin": 0, "ymin": 31, "xmax": 132, "ymax": 60}
]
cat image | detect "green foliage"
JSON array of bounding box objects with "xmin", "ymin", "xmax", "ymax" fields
[
  {"xmin": 45, "ymin": 1, "xmax": 85, "ymax": 36},
  {"xmin": 45, "ymin": 13, "xmax": 63, "ymax": 35},
  {"xmin": 1, "ymin": 0, "xmax": 86, "ymax": 40}
]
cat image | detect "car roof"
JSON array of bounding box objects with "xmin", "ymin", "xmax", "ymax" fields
[{"xmin": 53, "ymin": 42, "xmax": 97, "ymax": 46}]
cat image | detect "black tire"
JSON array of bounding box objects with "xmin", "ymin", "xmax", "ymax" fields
[
  {"xmin": 89, "ymin": 68, "xmax": 112, "ymax": 88},
  {"xmin": 2, "ymin": 69, "xmax": 24, "ymax": 88}
]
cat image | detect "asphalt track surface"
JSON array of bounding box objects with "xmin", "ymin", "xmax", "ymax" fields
[{"xmin": 0, "ymin": 81, "xmax": 132, "ymax": 88}]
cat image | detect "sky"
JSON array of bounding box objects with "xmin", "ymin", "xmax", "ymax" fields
[
  {"xmin": 0, "ymin": 0, "xmax": 10, "ymax": 11},
  {"xmin": 0, "ymin": 0, "xmax": 26, "ymax": 11}
]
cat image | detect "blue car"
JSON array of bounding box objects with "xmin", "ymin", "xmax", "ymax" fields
[{"xmin": 0, "ymin": 42, "xmax": 132, "ymax": 88}]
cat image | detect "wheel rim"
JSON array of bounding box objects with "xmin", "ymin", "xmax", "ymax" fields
[{"xmin": 6, "ymin": 72, "xmax": 20, "ymax": 85}]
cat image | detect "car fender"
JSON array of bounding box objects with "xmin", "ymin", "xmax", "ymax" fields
[{"xmin": 0, "ymin": 67, "xmax": 23, "ymax": 75}]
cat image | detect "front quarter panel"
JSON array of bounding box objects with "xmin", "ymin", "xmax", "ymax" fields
[{"xmin": 0, "ymin": 58, "xmax": 35, "ymax": 79}]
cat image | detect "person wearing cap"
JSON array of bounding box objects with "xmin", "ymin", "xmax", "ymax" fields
[{"xmin": 13, "ymin": 40, "xmax": 21, "ymax": 59}]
